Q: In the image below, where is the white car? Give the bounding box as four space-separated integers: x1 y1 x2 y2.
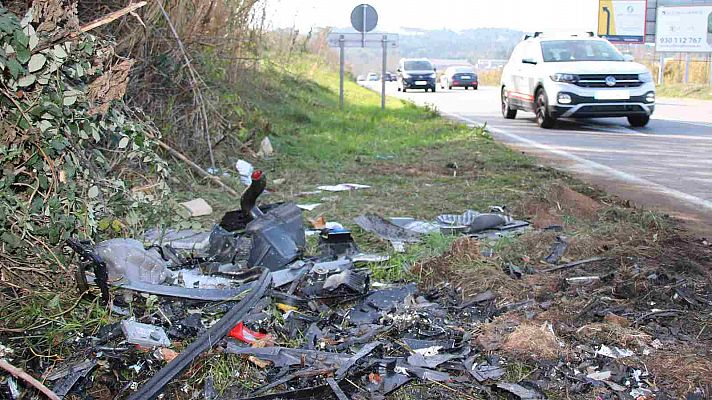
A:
500 33 656 128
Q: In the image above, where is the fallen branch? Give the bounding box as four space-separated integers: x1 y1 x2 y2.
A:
540 257 605 273
0 358 60 400
78 2 148 33
154 139 240 197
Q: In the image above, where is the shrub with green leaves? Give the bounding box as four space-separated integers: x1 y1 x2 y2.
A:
0 5 169 285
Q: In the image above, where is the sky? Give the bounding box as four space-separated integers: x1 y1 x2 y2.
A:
267 0 600 33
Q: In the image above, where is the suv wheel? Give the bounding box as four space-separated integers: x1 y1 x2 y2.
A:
501 87 517 119
627 115 650 127
535 89 556 129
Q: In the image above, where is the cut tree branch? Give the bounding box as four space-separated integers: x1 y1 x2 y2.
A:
78 2 148 33
0 358 60 400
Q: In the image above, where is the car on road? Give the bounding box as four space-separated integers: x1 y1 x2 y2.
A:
397 58 437 92
440 66 478 90
356 75 366 82
384 72 397 82
500 32 656 128
367 73 380 81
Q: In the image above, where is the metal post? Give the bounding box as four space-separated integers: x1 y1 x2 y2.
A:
657 53 664 85
362 5 366 48
339 35 345 110
683 53 690 84
709 54 712 87
381 35 387 110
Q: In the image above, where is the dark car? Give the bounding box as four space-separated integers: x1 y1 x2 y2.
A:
384 72 397 81
440 66 478 90
397 58 437 92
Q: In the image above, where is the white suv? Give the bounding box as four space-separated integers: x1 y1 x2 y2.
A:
500 33 655 128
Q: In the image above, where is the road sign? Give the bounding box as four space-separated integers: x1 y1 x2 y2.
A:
656 5 712 52
598 0 647 43
351 4 378 33
327 32 399 48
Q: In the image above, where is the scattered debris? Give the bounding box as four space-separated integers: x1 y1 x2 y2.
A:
258 137 274 158
179 198 213 217
297 203 321 211
543 235 568 264
317 183 370 192
596 345 634 359
121 320 171 347
236 159 255 185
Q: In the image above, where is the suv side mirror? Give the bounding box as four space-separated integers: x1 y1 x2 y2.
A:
522 58 537 65
397 68 401 72
623 54 635 62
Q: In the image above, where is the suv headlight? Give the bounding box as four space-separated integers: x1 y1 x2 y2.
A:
550 73 579 83
639 72 653 83
427 73 436 78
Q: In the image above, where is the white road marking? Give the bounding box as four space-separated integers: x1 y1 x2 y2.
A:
441 111 712 213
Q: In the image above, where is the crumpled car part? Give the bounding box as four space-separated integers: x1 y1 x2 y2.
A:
95 238 170 284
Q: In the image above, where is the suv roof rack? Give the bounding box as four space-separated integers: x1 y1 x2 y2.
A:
524 31 597 40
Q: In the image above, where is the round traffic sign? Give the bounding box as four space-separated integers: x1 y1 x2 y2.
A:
350 4 378 33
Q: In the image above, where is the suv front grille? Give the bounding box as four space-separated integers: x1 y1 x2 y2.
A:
575 74 643 88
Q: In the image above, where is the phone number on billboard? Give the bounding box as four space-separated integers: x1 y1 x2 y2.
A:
658 37 704 45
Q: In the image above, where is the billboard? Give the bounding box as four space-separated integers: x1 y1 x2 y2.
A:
656 5 712 52
598 0 648 43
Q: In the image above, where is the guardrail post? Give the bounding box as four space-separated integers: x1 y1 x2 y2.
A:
683 53 689 84
657 54 664 85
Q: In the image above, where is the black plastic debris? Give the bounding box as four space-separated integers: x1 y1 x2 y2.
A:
247 202 306 270
464 356 504 383
126 269 272 400
544 235 568 264
318 229 360 260
46 359 97 398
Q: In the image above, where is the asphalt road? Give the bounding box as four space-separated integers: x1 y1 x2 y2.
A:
363 81 712 232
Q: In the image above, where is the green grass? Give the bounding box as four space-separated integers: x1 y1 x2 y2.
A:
657 83 712 100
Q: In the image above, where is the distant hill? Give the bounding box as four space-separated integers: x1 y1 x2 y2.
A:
342 27 523 75
397 28 524 60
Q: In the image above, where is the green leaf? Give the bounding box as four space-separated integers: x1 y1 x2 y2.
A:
6 58 22 79
118 136 130 149
87 185 99 198
98 218 111 231
13 29 29 48
27 53 45 72
14 44 29 64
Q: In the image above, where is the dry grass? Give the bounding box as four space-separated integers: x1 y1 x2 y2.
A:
502 322 563 360
574 322 652 349
644 349 712 395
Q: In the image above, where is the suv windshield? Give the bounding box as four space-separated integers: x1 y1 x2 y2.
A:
404 61 433 70
541 40 624 62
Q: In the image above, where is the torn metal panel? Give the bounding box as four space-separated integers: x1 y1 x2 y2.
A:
354 214 422 244
226 345 350 369
464 356 504 383
495 383 546 399
85 275 255 301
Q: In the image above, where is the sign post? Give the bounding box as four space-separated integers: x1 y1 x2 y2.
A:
329 5 399 110
339 35 345 110
381 35 387 110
